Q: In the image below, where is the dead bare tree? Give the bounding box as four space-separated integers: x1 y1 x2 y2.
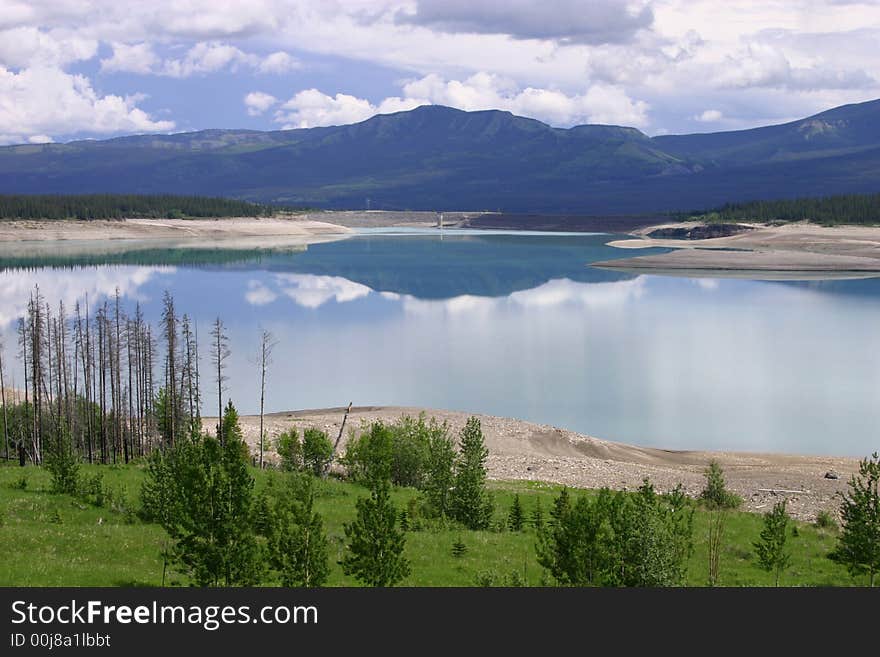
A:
0 335 8 462
210 317 230 442
257 329 277 469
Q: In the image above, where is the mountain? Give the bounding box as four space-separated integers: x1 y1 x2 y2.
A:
1 100 879 214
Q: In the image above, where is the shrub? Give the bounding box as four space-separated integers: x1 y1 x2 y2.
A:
699 461 742 510
276 428 303 472
831 452 880 587
44 429 80 496
302 428 334 477
12 474 27 490
815 510 837 531
537 481 694 587
340 422 393 486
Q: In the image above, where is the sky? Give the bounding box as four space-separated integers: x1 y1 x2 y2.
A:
1 0 879 144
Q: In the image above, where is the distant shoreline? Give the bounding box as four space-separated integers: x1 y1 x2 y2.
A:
5 214 880 280
594 221 880 279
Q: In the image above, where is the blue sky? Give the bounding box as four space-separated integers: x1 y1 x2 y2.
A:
2 1 879 144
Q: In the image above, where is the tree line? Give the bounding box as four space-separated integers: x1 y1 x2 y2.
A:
0 194 285 220
687 192 880 226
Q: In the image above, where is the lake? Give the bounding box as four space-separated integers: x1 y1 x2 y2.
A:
2 230 879 457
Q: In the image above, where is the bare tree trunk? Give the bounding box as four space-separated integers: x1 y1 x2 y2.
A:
0 336 8 461
210 318 230 443
258 329 276 469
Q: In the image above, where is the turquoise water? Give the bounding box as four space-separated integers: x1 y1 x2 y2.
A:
2 231 879 457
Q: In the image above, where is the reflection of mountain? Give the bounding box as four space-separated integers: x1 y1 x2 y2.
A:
246 272 647 312
0 244 302 270
0 233 659 299
252 234 657 299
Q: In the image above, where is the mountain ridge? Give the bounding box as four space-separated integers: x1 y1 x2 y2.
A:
1 100 879 214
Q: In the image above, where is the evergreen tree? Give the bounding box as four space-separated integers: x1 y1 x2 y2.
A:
531 498 544 531
700 461 741 510
268 475 330 587
424 425 456 518
44 426 80 495
754 499 792 586
508 494 525 532
342 479 410 587
832 452 880 586
451 417 494 530
141 401 263 586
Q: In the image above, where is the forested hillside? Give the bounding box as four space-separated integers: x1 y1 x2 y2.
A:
695 193 880 225
0 194 282 220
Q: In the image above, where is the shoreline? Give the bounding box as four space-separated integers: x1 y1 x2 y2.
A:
207 405 863 522
595 221 880 278
0 216 353 249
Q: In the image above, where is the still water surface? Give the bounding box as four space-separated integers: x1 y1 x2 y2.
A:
2 231 879 457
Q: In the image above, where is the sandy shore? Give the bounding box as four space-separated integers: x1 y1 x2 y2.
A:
595 222 880 278
0 216 352 251
206 405 862 522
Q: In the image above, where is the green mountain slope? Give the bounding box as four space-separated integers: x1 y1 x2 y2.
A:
0 101 879 213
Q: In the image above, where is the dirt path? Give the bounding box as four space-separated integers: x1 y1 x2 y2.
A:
207 405 862 522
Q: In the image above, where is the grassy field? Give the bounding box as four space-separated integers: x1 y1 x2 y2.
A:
0 462 861 587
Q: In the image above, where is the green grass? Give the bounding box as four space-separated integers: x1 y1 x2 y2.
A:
0 463 862 587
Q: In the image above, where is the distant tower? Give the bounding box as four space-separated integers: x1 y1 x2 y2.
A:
366 197 371 211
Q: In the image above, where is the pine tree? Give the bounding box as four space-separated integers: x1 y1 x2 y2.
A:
508 494 525 532
424 426 455 518
342 479 410 587
451 417 493 530
268 476 330 587
531 498 544 531
832 452 880 586
754 499 792 586
142 400 262 586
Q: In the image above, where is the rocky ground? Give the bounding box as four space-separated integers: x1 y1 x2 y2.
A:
206 405 863 522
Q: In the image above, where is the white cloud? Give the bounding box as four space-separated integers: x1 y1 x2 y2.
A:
275 89 424 129
100 40 299 78
0 65 174 144
695 109 722 122
162 41 258 78
0 265 173 330
1 1 880 137
273 73 649 129
100 41 159 74
256 50 300 74
245 280 278 305
272 273 372 308
244 91 278 116
0 26 97 68
398 0 655 45
27 134 53 143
